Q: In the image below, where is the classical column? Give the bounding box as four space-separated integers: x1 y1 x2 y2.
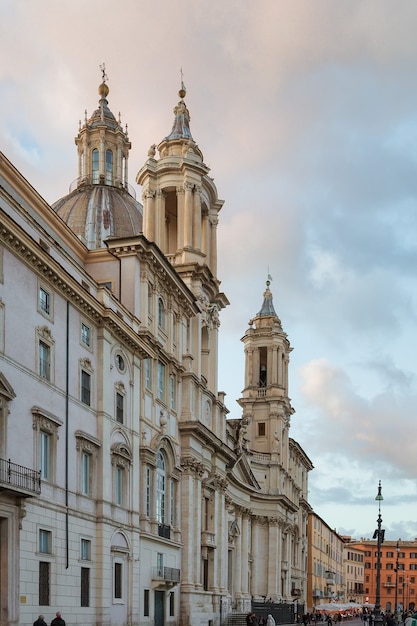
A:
245 348 253 388
272 346 278 385
184 183 193 248
143 190 155 241
277 347 282 386
180 457 204 590
241 510 250 594
100 132 105 179
177 185 185 250
115 145 121 186
155 189 165 249
202 212 209 259
250 517 263 597
209 214 218 276
234 511 242 596
193 186 202 250
253 349 260 388
268 518 280 599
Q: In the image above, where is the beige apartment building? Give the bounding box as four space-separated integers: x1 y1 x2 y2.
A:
307 512 344 610
341 538 364 605
0 75 313 626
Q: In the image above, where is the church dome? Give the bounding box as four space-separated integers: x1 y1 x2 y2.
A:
52 71 142 249
52 183 143 249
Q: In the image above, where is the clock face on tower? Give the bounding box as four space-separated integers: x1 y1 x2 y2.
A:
203 400 211 427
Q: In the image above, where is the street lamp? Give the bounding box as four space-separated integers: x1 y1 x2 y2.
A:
394 540 400 620
373 481 384 626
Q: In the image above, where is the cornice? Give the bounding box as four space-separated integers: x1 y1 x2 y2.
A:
0 212 151 358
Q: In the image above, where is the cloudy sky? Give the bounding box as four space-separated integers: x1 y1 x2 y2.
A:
1 0 417 541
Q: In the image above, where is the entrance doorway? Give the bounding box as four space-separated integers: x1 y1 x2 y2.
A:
155 590 165 626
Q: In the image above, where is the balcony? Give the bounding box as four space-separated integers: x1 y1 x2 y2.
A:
152 566 181 588
0 458 41 497
158 523 171 539
383 583 396 588
201 530 217 548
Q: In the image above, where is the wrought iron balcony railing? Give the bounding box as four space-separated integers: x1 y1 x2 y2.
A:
158 523 171 539
0 458 41 496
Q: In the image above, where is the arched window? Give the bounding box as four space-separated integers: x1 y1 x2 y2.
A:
106 149 113 185
158 298 165 329
92 149 99 183
156 451 166 524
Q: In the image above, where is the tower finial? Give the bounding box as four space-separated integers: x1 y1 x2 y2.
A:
179 67 186 99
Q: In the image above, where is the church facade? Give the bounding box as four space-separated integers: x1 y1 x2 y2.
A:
0 76 313 626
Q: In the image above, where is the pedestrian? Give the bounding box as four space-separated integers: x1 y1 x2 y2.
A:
50 612 66 626
267 615 276 626
33 616 47 626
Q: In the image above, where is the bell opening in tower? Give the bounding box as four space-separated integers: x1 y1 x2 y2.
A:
165 190 178 255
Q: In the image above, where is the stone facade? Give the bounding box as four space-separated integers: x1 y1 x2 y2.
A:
0 77 312 626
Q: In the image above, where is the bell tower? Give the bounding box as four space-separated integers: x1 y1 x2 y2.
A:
137 81 228 412
238 279 294 466
137 82 223 280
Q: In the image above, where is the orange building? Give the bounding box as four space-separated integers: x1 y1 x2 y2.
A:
346 538 417 613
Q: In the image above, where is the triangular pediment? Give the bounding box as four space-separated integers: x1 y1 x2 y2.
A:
228 453 260 490
0 372 16 401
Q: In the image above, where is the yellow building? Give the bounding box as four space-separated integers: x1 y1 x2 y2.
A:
307 512 344 611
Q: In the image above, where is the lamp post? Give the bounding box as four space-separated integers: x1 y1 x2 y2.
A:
394 540 400 621
373 481 384 626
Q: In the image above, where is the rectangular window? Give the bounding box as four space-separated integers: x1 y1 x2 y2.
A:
39 287 50 315
40 431 50 480
114 562 122 599
116 392 124 424
146 466 151 517
144 589 150 616
81 323 91 347
115 466 123 506
145 359 151 389
39 529 52 554
258 422 266 436
81 370 91 406
81 452 90 495
169 591 175 617
81 538 91 561
39 561 50 606
158 361 165 401
169 374 175 410
157 553 164 577
81 567 90 607
39 341 51 380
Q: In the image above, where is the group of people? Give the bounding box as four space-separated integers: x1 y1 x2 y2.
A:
247 612 277 626
33 612 66 626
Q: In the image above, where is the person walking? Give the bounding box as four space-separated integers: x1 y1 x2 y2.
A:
33 616 47 626
267 615 276 626
50 612 66 626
